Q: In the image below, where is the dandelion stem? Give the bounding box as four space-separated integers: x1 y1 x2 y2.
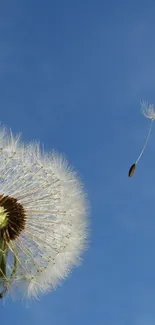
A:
0 241 6 279
0 240 8 298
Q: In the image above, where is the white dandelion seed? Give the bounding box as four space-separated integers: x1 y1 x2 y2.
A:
0 126 88 300
128 101 155 177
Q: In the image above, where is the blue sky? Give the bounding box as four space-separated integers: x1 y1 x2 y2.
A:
1 0 155 324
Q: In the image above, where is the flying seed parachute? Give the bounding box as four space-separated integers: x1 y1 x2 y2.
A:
128 102 155 177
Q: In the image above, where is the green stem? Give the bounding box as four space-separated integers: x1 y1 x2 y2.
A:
0 240 7 298
0 240 6 279
0 253 18 299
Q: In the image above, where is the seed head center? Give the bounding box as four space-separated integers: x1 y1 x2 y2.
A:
0 207 8 228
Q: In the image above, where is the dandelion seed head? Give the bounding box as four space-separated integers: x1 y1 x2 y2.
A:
0 127 88 300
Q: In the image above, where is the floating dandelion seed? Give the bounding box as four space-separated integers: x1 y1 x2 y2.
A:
128 101 155 177
0 126 88 300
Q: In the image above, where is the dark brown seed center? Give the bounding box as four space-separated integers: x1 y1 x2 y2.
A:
0 195 26 242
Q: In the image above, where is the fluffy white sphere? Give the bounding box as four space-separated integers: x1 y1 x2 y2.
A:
0 127 88 300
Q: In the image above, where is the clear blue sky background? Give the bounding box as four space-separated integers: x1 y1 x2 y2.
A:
1 0 155 324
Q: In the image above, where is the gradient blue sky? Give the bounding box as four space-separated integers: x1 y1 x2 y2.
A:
1 1 155 324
